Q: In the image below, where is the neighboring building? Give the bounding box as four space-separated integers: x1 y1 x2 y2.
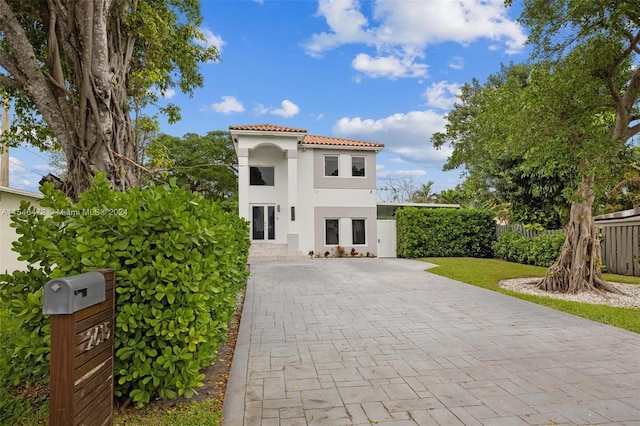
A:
0 186 42 273
230 124 384 259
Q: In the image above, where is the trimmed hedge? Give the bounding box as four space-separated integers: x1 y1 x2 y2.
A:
0 174 249 406
493 230 566 267
396 207 495 258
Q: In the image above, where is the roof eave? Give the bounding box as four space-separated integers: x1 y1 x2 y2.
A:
299 143 384 152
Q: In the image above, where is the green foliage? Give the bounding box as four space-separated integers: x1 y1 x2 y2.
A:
0 267 51 387
432 63 577 229
396 207 495 258
492 231 531 265
146 131 238 205
493 230 566 267
0 174 249 407
0 290 50 424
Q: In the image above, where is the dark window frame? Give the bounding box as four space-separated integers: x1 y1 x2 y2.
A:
324 155 339 177
250 166 275 186
352 219 366 245
351 156 366 177
325 218 340 245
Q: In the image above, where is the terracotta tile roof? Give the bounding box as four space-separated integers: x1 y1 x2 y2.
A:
302 134 384 148
229 124 384 148
229 124 307 133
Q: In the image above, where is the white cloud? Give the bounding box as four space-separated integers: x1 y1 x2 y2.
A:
352 53 427 79
206 96 245 114
161 88 176 99
8 155 56 193
332 109 452 166
377 169 427 179
303 0 374 58
254 103 269 115
370 0 526 53
256 100 300 118
304 0 526 79
149 87 176 100
197 27 226 54
448 56 464 70
423 81 461 110
271 100 300 118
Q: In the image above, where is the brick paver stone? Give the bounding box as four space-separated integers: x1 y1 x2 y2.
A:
222 259 640 425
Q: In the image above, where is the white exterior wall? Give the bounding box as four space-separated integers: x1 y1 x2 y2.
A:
0 187 42 273
232 128 382 256
234 133 302 251
296 148 316 253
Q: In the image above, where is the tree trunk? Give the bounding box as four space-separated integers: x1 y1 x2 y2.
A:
59 0 138 199
0 0 139 200
537 176 623 294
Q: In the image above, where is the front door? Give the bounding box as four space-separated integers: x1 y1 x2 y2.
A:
251 205 275 241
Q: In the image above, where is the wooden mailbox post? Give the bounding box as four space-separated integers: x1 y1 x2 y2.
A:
43 269 115 426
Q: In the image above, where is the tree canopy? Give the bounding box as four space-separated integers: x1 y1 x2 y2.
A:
0 0 218 198
435 0 640 292
146 131 238 205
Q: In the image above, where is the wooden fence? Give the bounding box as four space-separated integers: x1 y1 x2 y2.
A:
497 222 640 277
599 222 640 276
495 224 559 239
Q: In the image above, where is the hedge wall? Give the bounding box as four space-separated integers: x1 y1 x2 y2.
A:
396 207 495 258
0 174 250 406
493 230 566 267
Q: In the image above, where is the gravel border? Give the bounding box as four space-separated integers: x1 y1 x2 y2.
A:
498 277 640 308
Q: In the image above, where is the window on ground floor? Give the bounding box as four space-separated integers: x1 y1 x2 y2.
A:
325 219 339 245
352 219 366 245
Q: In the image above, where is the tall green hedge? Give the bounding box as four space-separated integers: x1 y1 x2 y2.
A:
493 230 566 267
0 174 249 406
396 207 495 258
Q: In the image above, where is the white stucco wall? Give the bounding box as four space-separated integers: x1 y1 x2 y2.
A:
232 128 382 256
247 145 289 244
0 187 43 273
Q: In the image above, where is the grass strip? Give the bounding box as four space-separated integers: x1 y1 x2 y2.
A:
422 257 640 334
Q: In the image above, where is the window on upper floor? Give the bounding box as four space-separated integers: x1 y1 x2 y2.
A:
324 156 339 177
352 156 365 177
250 166 274 186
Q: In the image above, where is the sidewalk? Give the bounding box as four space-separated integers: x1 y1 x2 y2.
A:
222 258 640 425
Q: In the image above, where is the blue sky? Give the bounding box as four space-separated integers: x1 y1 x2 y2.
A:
6 0 530 196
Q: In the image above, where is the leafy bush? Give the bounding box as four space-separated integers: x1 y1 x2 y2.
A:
396 207 495 258
492 231 531 264
529 232 566 266
0 174 249 406
493 230 565 266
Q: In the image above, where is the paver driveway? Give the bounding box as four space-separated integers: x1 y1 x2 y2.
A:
222 258 640 425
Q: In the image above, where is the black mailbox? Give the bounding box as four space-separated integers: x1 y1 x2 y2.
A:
43 272 106 315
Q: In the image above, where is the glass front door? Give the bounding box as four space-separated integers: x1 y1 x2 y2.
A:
252 205 275 240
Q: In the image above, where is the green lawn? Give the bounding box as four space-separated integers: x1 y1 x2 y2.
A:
423 257 640 334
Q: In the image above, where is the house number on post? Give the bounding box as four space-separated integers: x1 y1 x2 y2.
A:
84 322 111 351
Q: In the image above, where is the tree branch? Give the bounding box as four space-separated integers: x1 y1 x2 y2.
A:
0 74 21 89
0 49 27 90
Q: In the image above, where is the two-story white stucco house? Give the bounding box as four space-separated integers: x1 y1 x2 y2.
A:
230 124 384 259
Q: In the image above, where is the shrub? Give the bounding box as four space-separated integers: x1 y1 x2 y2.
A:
492 231 531 264
493 230 566 267
529 232 566 266
0 174 249 407
396 207 495 258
